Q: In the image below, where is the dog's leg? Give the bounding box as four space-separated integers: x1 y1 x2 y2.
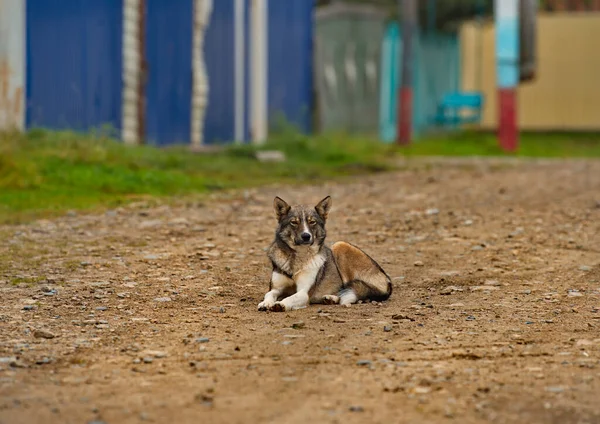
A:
321 295 340 305
258 272 293 311
332 241 392 304
270 268 318 312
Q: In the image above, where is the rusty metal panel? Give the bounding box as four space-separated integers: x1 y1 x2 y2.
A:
0 0 25 130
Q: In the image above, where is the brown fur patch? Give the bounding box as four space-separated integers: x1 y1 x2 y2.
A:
332 241 392 300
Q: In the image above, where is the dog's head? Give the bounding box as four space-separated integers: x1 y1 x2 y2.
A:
272 196 332 249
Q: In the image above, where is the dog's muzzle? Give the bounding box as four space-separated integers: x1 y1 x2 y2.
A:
297 232 313 245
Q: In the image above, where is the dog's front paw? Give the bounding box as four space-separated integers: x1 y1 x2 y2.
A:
258 300 275 311
269 302 287 312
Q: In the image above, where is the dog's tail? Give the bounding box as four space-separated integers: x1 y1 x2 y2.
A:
331 241 392 305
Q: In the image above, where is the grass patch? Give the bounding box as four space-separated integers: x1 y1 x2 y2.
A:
0 128 394 224
405 131 600 157
9 275 47 286
1 128 599 224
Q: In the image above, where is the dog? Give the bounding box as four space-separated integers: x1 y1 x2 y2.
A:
257 196 392 312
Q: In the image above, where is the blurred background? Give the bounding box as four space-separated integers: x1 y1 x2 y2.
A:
1 0 599 222
5 0 597 145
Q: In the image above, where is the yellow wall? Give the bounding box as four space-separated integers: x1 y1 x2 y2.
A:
461 13 600 130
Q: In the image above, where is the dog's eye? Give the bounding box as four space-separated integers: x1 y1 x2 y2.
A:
290 220 299 227
308 219 317 226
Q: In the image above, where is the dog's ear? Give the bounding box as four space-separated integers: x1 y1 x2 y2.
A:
273 196 291 221
315 196 332 220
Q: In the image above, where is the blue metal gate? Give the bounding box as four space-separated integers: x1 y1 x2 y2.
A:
145 0 193 145
26 0 123 132
203 0 250 144
267 0 314 133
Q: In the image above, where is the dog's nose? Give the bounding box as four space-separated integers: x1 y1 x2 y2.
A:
301 232 312 242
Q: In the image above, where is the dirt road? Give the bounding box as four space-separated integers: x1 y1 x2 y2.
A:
1 158 599 424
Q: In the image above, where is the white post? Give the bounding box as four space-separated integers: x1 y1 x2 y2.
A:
122 0 140 144
0 0 26 131
191 0 213 147
234 0 245 143
250 0 268 144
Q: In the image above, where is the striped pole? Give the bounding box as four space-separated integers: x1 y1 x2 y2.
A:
122 0 142 144
234 0 246 143
495 0 519 152
397 0 416 145
251 0 268 144
191 0 213 147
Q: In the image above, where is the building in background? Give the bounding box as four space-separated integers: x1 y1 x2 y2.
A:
461 6 600 131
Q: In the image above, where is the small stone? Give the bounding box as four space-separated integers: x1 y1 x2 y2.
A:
143 357 154 364
545 386 565 393
568 290 583 298
153 297 172 302
414 260 424 267
579 265 592 272
383 325 392 332
349 405 364 412
36 357 52 365
470 286 500 292
440 286 462 295
23 305 36 311
440 271 460 277
464 219 474 226
196 338 210 344
96 307 107 311
466 316 476 321
291 322 305 329
356 360 372 366
0 357 17 364
140 220 162 229
255 150 286 162
471 245 484 251
143 350 168 358
425 208 439 216
33 330 56 339
144 255 160 261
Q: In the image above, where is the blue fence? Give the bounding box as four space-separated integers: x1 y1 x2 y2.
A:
26 0 123 132
23 0 315 145
268 0 314 133
145 0 193 145
204 0 250 144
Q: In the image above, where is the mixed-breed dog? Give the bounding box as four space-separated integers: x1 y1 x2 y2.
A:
258 196 392 312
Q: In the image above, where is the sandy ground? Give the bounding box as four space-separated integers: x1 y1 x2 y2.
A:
0 158 599 424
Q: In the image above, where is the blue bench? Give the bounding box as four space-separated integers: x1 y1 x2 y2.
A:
434 92 484 126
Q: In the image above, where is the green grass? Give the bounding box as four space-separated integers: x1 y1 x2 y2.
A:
405 131 600 157
0 128 395 224
1 128 599 224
